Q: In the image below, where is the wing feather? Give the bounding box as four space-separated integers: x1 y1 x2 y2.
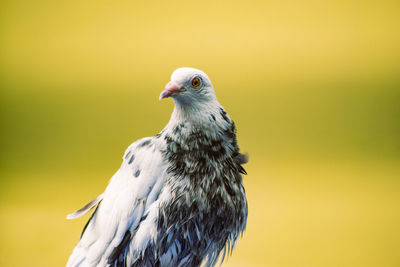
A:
66 194 104 220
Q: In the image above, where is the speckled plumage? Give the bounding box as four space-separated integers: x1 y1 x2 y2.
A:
66 68 248 267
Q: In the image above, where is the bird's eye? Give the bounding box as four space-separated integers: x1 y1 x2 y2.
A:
191 77 201 88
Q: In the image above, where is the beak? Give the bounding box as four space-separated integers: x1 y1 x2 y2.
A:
159 82 183 100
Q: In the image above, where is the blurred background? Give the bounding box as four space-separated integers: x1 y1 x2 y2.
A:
1 0 399 266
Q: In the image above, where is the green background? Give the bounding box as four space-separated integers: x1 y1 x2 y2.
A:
1 0 399 266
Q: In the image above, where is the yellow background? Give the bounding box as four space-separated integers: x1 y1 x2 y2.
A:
1 0 399 266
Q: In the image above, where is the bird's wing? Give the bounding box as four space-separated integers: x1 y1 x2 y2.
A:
66 137 168 267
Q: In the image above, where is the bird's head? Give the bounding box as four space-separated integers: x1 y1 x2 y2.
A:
160 68 217 106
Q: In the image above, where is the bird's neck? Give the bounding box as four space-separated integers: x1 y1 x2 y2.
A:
166 100 221 129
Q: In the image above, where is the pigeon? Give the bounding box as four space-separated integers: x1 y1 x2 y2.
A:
66 67 248 267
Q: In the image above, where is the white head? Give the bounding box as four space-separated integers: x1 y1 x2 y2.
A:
160 68 218 106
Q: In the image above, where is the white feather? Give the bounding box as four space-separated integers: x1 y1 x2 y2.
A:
66 194 104 220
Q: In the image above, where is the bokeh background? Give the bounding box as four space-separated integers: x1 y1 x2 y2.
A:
1 0 399 266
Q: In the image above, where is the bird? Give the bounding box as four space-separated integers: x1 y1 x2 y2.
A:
66 67 248 267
